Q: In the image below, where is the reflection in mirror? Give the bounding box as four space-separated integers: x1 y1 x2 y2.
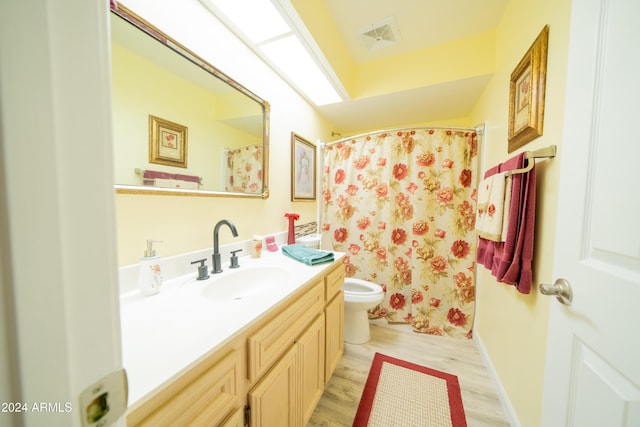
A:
110 5 270 198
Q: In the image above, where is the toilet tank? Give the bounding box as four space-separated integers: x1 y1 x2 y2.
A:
295 233 321 249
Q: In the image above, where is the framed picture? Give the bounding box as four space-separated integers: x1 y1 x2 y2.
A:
508 25 549 153
291 132 316 201
149 115 188 168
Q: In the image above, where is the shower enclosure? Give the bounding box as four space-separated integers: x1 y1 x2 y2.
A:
321 127 480 338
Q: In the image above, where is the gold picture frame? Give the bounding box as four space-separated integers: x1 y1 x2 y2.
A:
149 115 188 168
508 25 549 153
291 132 316 201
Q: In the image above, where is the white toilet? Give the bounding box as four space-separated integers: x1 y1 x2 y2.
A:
295 233 322 248
343 278 384 344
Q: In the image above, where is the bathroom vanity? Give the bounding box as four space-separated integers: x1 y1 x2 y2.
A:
120 250 345 426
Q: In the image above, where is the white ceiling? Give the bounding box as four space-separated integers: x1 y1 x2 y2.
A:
294 0 508 135
317 75 492 132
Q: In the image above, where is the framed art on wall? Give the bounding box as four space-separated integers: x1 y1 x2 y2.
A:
291 132 316 201
149 115 188 168
508 25 549 153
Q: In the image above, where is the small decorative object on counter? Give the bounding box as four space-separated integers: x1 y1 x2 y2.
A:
284 213 299 245
264 236 278 252
138 239 163 296
265 235 278 252
250 235 263 258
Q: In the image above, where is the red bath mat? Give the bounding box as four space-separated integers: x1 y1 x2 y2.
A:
353 352 467 427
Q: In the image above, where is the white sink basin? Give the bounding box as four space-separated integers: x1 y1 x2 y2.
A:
201 265 289 302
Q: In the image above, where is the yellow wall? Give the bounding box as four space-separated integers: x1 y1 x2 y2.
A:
353 31 496 99
290 0 354 93
114 0 332 266
468 0 572 425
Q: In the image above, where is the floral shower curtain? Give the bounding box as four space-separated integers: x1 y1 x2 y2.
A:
224 144 263 193
321 129 478 339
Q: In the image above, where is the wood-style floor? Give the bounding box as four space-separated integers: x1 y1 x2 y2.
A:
308 319 512 426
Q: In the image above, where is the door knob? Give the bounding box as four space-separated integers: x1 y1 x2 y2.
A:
539 278 573 306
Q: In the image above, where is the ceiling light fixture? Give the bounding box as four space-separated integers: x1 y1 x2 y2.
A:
200 0 347 106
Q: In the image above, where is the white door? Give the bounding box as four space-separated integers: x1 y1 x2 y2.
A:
540 0 640 426
0 1 124 426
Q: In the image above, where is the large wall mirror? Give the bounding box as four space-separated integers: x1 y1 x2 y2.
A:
110 5 270 198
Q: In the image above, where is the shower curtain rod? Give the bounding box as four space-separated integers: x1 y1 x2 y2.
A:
322 123 485 147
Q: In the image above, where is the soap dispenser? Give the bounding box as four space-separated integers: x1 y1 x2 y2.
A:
138 240 163 296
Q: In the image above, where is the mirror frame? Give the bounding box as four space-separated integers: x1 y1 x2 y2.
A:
111 4 270 199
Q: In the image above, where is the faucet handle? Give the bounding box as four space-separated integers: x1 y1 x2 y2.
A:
230 249 242 269
190 258 210 280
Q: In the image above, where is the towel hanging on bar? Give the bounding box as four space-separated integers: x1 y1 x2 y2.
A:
477 145 556 293
475 172 511 242
134 168 203 186
477 151 538 294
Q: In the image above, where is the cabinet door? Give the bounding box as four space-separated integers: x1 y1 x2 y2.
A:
249 346 300 427
248 280 324 382
298 314 325 426
324 291 344 383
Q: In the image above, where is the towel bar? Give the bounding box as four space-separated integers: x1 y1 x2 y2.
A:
506 145 556 176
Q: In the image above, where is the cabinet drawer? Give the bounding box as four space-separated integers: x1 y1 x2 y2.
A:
220 406 245 427
325 262 345 302
248 279 324 382
130 349 243 427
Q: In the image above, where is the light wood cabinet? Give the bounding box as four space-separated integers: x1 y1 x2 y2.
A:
247 278 324 382
128 348 244 426
126 259 345 427
249 313 325 427
220 407 246 427
324 290 344 382
324 263 345 301
298 314 325 425
324 262 345 383
248 345 299 427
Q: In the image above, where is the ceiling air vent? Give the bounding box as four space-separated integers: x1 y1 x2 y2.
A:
360 16 400 51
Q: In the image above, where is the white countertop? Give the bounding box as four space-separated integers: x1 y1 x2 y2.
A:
120 248 344 407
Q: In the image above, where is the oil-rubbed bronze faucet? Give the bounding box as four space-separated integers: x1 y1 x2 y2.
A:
212 219 238 273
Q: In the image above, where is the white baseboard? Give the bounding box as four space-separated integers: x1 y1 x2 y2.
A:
473 331 521 427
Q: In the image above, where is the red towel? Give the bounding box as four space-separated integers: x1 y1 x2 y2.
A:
143 170 201 185
477 153 536 294
173 173 200 183
143 170 174 180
